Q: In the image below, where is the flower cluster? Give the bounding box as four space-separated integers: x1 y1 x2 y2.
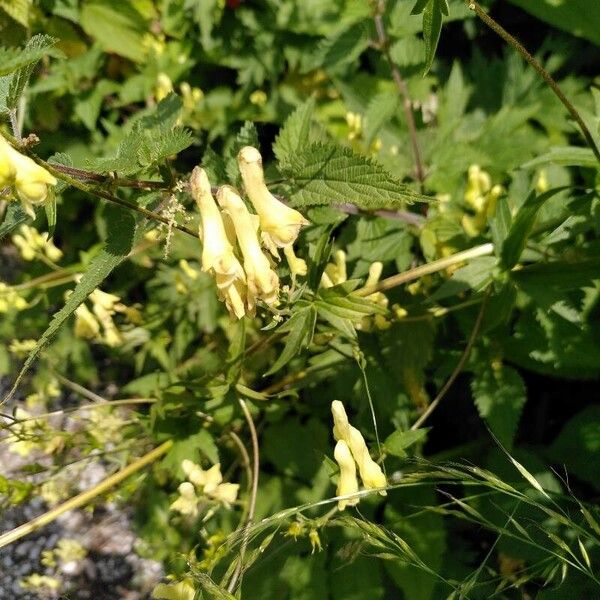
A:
461 165 503 237
12 225 63 262
331 400 387 510
0 282 28 313
190 146 309 319
71 287 142 347
0 133 57 217
169 460 239 519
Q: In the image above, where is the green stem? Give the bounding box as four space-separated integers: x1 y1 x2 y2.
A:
469 1 600 163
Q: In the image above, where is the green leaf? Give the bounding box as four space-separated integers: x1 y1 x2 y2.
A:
306 22 370 73
429 256 497 302
500 187 567 270
80 0 147 63
363 91 400 147
6 35 57 110
383 428 429 458
0 202 32 240
264 305 316 376
274 98 315 172
0 35 57 77
4 207 137 403
549 406 600 490
422 0 443 75
511 257 600 292
287 142 430 210
472 365 526 449
44 197 57 239
521 146 598 170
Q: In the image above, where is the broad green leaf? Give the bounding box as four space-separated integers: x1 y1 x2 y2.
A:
511 257 600 292
429 256 497 302
80 0 147 63
264 305 317 376
0 35 57 77
507 0 600 46
287 142 430 210
422 0 444 75
549 406 600 489
0 202 32 240
521 146 598 170
306 22 370 73
383 428 429 458
274 98 315 171
4 206 137 403
363 91 400 147
472 365 526 449
500 187 567 270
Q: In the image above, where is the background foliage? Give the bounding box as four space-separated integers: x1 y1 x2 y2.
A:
0 0 599 599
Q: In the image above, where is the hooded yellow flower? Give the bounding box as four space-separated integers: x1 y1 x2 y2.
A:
190 167 247 319
216 185 279 309
169 482 200 518
181 460 239 507
334 439 359 510
0 134 56 217
331 400 387 495
237 146 309 254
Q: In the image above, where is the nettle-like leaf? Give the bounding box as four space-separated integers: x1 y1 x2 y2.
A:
4 207 137 403
0 203 33 240
0 35 57 77
286 142 430 210
472 365 527 449
274 98 315 171
414 0 448 75
363 91 400 147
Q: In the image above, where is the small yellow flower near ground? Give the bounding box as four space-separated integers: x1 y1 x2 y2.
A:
169 482 200 518
181 459 240 507
19 574 60 592
249 90 268 106
6 408 47 457
237 146 309 254
8 338 37 357
153 579 196 600
0 282 28 312
334 439 360 510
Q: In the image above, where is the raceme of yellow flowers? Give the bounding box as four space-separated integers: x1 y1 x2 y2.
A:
190 146 309 319
331 400 387 510
0 133 57 218
461 165 503 237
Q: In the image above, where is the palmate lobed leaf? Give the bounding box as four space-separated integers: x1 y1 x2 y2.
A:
0 35 57 77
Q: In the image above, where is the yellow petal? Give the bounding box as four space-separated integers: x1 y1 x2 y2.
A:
334 440 359 510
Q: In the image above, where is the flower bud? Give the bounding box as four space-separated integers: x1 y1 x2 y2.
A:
331 400 350 442
333 440 359 510
283 245 307 280
0 135 16 188
217 185 279 309
237 146 309 253
347 426 387 494
190 167 247 319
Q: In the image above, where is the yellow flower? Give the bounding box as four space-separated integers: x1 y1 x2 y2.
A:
190 167 247 319
153 579 196 600
8 338 37 357
249 90 267 106
334 440 359 510
170 482 199 518
237 146 309 253
74 303 101 339
0 282 28 312
216 185 279 309
181 460 239 507
12 225 62 262
464 164 491 211
321 250 347 288
0 134 57 218
155 72 173 102
331 401 387 495
284 245 307 280
19 574 60 592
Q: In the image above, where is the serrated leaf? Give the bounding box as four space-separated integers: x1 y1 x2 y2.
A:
44 197 57 238
521 146 598 170
224 121 259 186
422 0 443 75
389 37 426 69
429 256 497 302
137 126 193 167
274 98 315 171
472 365 526 448
411 0 430 15
0 202 33 240
265 305 316 376
287 142 430 210
7 35 57 110
0 35 57 77
3 207 137 403
500 187 567 270
138 93 183 130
